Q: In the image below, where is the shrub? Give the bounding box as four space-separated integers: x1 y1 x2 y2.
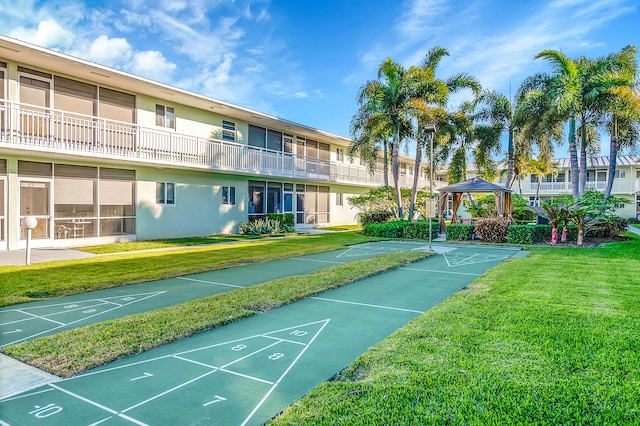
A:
402 221 440 240
362 221 405 238
586 217 628 238
238 218 285 235
507 225 534 245
265 213 295 232
473 218 509 243
357 210 393 226
446 224 475 241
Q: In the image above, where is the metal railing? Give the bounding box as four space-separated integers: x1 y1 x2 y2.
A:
0 101 436 188
530 179 636 195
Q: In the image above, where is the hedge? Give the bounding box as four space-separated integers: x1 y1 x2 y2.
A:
362 220 440 240
445 224 475 241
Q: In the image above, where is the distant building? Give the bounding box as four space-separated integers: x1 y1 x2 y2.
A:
435 157 640 220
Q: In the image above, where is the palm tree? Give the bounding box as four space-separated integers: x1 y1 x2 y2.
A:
532 47 637 198
474 90 517 187
349 110 391 186
350 58 417 218
406 46 480 220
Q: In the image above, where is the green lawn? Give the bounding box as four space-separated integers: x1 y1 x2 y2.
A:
271 236 640 425
0 232 375 306
76 235 262 254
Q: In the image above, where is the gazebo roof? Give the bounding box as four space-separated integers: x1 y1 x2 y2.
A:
438 177 511 193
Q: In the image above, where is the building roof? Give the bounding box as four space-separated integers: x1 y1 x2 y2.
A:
438 177 511 193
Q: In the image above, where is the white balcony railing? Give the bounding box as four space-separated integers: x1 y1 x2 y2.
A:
0 101 435 188
530 179 636 195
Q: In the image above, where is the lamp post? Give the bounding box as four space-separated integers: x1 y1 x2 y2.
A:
423 124 437 251
22 216 38 265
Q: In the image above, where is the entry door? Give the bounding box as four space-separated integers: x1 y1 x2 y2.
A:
18 179 53 248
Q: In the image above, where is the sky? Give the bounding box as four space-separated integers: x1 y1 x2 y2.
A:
1 0 638 159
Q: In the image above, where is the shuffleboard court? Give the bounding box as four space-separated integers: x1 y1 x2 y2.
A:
0 244 523 425
0 241 425 347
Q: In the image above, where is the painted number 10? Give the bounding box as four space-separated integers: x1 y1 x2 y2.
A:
29 404 63 418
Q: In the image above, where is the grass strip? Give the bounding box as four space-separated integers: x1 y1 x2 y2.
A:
270 237 640 425
3 250 432 378
0 232 375 307
76 235 262 254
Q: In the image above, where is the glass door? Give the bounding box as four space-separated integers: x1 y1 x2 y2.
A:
19 179 53 248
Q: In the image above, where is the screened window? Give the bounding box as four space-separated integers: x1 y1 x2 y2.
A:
248 125 266 148
155 104 175 129
337 148 344 162
336 192 343 206
267 129 282 151
222 120 236 142
156 182 176 205
615 170 626 179
222 186 236 205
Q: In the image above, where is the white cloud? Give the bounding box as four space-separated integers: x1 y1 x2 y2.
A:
9 18 74 49
131 50 177 81
85 35 133 67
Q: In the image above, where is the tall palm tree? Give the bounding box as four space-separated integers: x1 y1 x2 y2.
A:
474 90 517 187
532 47 636 198
350 58 417 218
349 109 391 186
406 46 480 220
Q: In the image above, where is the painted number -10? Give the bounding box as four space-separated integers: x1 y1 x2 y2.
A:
29 404 63 418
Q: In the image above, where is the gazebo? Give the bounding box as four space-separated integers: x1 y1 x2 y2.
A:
438 177 513 233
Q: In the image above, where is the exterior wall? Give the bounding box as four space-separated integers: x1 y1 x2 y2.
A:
330 184 369 226
136 167 247 239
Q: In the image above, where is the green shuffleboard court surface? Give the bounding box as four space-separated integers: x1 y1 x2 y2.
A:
1 243 523 425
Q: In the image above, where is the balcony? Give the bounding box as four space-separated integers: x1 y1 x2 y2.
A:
529 179 636 195
0 101 439 189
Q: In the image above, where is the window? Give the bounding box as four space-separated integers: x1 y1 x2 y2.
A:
156 182 175 205
222 186 236 205
615 169 626 179
222 120 236 142
337 148 344 162
248 125 266 148
155 104 175 129
336 192 343 206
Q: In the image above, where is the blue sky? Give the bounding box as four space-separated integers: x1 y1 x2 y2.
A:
1 0 638 158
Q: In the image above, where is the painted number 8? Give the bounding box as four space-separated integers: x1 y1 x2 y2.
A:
231 344 247 351
268 353 284 360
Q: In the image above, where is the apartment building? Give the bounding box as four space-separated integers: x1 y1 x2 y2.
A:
436 156 640 220
0 36 434 250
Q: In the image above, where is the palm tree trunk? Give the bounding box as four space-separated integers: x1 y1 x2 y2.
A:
383 141 389 188
506 126 514 188
604 121 618 202
579 122 588 197
392 128 402 218
408 140 422 221
569 112 580 199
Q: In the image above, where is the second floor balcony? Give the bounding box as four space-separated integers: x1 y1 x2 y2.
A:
0 101 441 190
528 179 640 195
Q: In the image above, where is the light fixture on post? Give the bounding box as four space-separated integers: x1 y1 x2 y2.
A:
423 124 436 251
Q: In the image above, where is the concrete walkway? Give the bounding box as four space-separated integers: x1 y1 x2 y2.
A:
627 225 640 237
0 248 96 266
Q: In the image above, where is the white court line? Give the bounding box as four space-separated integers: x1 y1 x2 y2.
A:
87 416 113 426
289 257 343 264
96 299 123 307
0 316 36 327
0 387 54 402
177 276 244 288
335 246 356 258
443 255 511 267
121 370 218 413
219 368 274 385
171 355 220 370
14 310 66 325
310 297 423 314
3 292 166 346
263 335 307 346
400 267 482 276
240 319 331 426
221 341 281 369
49 383 119 415
117 413 149 426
